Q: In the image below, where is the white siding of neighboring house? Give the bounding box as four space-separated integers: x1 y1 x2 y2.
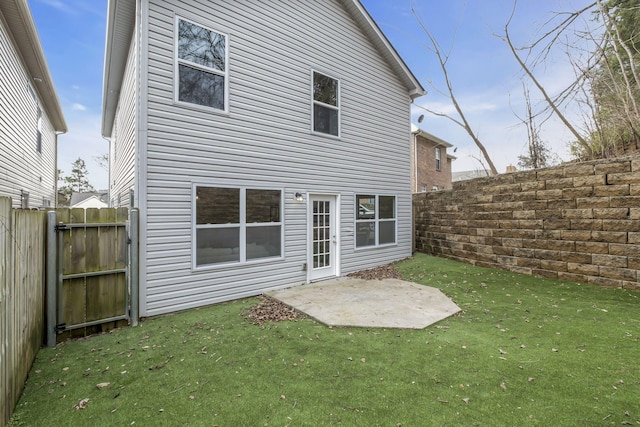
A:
72 196 108 209
109 34 138 208
0 10 57 209
131 0 413 316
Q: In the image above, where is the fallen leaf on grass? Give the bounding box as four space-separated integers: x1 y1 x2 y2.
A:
462 398 470 404
74 398 90 410
96 382 110 389
500 383 507 390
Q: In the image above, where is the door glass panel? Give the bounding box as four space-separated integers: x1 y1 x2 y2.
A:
312 200 331 269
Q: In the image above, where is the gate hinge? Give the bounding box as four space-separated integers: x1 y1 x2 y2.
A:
54 223 68 232
55 323 66 333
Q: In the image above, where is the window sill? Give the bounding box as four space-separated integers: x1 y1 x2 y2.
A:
192 255 284 272
311 130 341 140
354 243 398 251
173 99 230 116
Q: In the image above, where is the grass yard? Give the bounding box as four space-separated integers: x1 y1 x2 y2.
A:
9 254 640 426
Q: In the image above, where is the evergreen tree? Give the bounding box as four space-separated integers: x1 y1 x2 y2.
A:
58 158 95 199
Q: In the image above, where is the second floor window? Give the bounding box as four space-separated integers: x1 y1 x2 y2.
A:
176 17 227 111
435 147 441 171
312 71 339 136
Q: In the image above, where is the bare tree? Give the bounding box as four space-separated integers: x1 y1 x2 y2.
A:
501 1 595 157
513 83 557 169
410 0 498 175
93 153 109 171
502 0 640 160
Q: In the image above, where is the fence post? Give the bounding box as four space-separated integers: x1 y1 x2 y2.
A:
46 211 56 347
130 209 139 327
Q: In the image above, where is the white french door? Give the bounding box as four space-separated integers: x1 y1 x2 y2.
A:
308 195 338 281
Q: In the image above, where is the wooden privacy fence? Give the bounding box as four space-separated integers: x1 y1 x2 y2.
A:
0 198 47 427
46 208 139 344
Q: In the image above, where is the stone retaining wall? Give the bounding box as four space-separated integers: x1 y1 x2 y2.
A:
413 155 640 290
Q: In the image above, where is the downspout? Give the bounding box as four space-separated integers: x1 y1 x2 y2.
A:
137 0 149 316
101 135 111 205
413 133 418 193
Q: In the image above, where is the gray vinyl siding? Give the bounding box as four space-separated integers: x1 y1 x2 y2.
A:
0 11 57 209
141 0 412 316
109 34 137 208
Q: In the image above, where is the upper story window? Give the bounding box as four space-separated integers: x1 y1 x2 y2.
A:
312 71 339 136
176 17 227 111
435 147 441 171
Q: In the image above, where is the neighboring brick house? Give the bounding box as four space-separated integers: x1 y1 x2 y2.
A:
411 125 455 192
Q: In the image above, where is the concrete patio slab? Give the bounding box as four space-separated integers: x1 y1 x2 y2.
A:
266 278 461 329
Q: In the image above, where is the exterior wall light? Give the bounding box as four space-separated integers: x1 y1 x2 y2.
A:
295 192 304 202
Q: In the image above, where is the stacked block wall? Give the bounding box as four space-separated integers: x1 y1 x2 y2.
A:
413 156 640 290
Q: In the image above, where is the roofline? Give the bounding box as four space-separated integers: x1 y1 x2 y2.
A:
101 0 426 137
0 0 67 132
411 124 453 148
342 0 425 100
101 0 135 137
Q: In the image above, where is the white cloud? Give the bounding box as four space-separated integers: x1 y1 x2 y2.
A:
37 0 73 14
71 103 87 111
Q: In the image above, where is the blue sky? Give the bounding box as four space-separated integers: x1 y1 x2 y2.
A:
28 0 593 189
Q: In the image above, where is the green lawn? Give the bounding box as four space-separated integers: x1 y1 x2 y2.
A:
9 254 640 426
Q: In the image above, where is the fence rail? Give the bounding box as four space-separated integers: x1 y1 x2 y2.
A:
48 207 133 342
1 200 139 427
1 198 47 427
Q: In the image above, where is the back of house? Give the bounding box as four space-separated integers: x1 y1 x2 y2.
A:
102 0 424 317
0 0 66 209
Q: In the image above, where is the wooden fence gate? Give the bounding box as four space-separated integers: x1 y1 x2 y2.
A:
46 208 139 344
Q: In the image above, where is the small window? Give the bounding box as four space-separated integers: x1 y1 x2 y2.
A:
435 147 441 171
355 195 396 248
195 186 282 267
421 184 427 192
176 17 227 111
36 107 42 153
20 191 29 209
312 71 339 136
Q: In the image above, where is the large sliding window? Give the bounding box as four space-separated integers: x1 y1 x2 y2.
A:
355 195 396 248
176 17 228 111
194 186 282 267
312 71 340 136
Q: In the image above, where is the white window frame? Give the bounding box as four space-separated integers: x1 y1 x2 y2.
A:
311 70 340 138
192 185 284 270
174 16 229 113
435 147 441 171
354 194 397 249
